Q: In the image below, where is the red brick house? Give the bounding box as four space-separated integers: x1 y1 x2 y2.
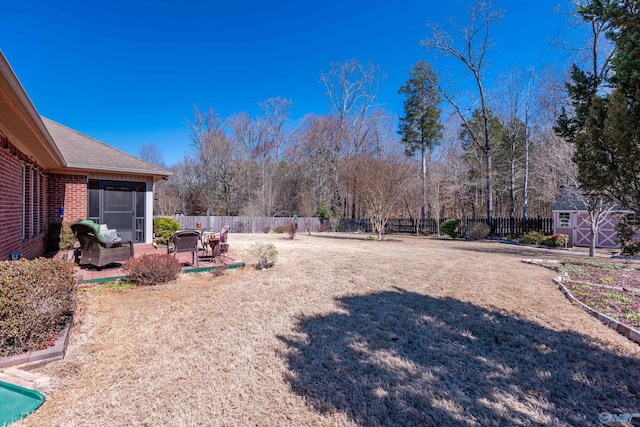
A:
0 52 170 260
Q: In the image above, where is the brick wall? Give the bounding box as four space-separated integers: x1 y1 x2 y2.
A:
48 173 88 224
0 145 47 260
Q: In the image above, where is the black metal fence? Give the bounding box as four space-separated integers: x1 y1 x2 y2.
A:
340 217 554 237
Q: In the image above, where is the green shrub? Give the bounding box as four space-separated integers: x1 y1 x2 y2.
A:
273 225 285 234
153 217 182 242
441 219 461 239
621 240 640 255
316 201 333 220
0 258 76 357
542 233 569 248
521 231 546 245
468 222 491 240
247 241 278 269
122 254 182 286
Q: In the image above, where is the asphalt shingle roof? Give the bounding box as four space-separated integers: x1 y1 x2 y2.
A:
41 117 170 177
553 185 625 211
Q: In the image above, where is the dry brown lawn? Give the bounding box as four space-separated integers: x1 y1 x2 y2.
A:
18 234 640 426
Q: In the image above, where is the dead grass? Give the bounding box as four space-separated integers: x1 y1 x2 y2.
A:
18 234 640 426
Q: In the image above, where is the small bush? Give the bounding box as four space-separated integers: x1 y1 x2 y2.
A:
284 221 296 239
420 228 432 236
59 221 77 250
0 258 76 357
122 254 181 286
153 217 182 243
467 222 491 240
521 231 546 245
622 241 640 255
542 233 569 248
316 201 333 220
247 241 278 269
441 219 461 239
262 226 271 233
273 225 285 234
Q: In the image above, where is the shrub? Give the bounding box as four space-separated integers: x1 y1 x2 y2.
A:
0 258 76 357
622 241 640 255
316 222 325 232
262 226 271 233
542 233 569 248
441 219 461 239
122 254 181 286
284 221 296 239
316 201 333 220
273 225 285 234
467 222 491 240
247 241 278 269
521 231 546 245
153 217 182 243
59 221 77 250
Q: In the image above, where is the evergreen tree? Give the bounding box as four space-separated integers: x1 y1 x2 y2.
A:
398 61 443 220
556 0 640 216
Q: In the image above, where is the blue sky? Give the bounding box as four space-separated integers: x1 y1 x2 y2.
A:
2 0 572 166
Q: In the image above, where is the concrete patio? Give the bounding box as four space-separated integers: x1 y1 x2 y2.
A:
73 243 242 282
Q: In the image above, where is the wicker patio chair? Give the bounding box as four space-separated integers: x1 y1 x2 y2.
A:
70 221 134 270
170 230 201 267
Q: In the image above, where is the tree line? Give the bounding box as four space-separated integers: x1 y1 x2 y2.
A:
145 1 632 238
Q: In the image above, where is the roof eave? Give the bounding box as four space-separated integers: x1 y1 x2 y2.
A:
65 163 172 178
0 51 66 168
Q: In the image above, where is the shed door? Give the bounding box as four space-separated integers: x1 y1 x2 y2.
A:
574 215 591 247
574 213 621 248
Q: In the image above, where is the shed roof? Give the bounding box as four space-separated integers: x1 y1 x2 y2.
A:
41 117 170 179
553 185 626 212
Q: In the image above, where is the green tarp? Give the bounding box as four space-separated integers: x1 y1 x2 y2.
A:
0 381 45 426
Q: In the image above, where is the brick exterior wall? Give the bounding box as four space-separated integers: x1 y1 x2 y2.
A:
47 173 88 224
0 145 48 260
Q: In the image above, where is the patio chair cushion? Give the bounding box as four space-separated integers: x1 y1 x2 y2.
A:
102 229 122 244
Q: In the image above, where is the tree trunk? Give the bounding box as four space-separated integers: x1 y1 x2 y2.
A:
422 149 428 220
485 147 493 222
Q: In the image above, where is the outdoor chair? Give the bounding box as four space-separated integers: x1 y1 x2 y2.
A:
170 230 201 267
70 220 134 270
213 225 229 259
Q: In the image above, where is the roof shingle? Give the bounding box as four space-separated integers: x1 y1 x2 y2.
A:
41 117 170 177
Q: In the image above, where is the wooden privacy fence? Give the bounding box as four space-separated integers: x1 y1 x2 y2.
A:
340 217 554 237
168 215 322 234
166 215 553 236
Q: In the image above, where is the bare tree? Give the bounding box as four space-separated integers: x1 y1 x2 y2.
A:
354 155 414 240
422 0 503 221
187 106 241 215
139 143 167 168
260 97 293 161
320 59 385 217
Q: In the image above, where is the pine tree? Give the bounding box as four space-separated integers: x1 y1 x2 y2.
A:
398 61 443 220
556 0 640 216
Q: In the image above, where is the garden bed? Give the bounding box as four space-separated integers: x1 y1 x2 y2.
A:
560 261 640 330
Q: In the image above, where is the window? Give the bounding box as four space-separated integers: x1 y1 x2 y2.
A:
559 212 571 228
22 164 44 238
